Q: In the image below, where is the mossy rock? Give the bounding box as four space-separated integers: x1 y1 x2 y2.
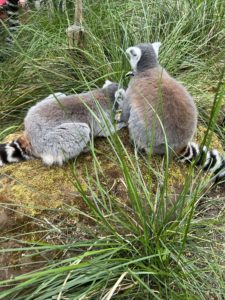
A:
0 125 224 220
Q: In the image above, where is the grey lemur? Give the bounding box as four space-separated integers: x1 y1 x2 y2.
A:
0 80 126 166
115 42 224 183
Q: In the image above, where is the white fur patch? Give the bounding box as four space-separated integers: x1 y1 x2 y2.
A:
185 144 193 160
203 150 211 169
56 155 64 166
190 142 200 156
46 92 66 101
41 154 64 166
126 46 142 71
5 145 19 163
152 42 161 57
0 158 4 167
42 154 54 166
210 150 222 173
180 142 199 162
102 80 113 89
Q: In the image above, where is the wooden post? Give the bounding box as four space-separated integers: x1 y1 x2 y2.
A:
66 0 84 48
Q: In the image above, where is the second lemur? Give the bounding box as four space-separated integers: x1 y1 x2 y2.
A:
115 42 224 183
0 80 126 166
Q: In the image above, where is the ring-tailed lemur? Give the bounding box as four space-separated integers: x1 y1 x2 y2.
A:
0 0 20 45
115 42 225 184
0 80 126 166
33 0 66 11
0 0 65 45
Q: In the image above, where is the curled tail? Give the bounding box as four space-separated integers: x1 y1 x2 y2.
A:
0 135 31 166
179 142 225 184
5 0 20 45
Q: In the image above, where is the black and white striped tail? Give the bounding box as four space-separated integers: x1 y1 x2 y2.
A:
34 0 66 11
0 140 30 166
5 0 20 45
179 142 225 184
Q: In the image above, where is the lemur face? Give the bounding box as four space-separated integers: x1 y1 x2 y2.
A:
126 47 142 72
102 81 126 117
102 80 120 107
126 42 161 72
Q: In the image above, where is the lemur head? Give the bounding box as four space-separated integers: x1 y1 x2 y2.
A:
102 80 119 104
102 80 125 113
126 42 161 72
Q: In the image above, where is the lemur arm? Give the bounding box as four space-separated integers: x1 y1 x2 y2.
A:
114 88 130 123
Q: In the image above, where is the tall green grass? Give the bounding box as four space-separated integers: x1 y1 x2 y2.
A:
0 0 224 299
0 0 224 135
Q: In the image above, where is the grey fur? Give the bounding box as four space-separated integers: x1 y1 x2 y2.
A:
120 42 198 155
22 82 125 165
126 43 159 72
135 43 158 71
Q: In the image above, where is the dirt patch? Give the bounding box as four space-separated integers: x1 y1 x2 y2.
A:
0 241 45 281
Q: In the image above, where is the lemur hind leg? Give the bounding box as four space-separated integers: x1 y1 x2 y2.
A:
39 122 91 166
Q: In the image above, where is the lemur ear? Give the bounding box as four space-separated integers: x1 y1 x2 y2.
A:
152 42 161 57
102 80 113 89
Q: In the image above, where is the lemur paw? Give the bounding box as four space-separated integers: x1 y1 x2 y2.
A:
114 88 126 122
115 88 126 107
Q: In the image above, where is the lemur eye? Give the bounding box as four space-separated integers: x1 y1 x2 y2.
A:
130 49 137 57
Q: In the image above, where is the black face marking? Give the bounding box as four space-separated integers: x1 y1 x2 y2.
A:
113 101 119 112
130 49 137 57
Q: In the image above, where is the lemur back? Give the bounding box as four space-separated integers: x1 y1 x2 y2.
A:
0 81 125 166
117 42 224 184
126 67 197 154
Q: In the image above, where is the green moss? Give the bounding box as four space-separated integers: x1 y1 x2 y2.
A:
1 133 84 215
1 126 223 217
